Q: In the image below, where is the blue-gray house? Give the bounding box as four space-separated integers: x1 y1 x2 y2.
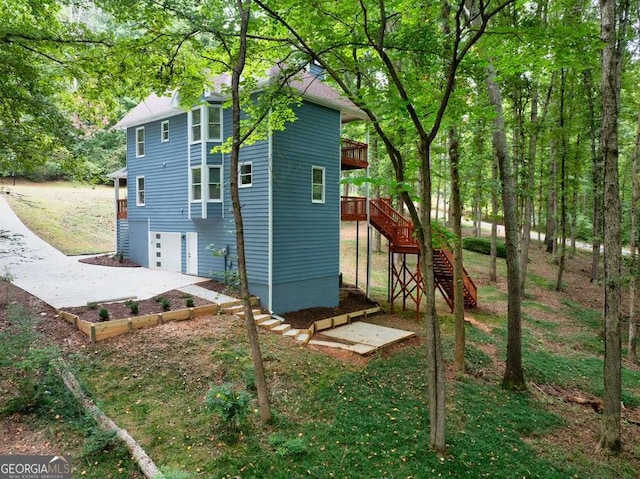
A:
110 67 368 314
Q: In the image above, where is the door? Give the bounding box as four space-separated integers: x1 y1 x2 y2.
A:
186 232 198 275
149 232 181 272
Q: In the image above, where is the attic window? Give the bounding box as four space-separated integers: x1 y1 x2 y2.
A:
161 120 169 142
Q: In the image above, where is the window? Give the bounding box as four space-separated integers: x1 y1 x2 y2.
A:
191 108 202 143
208 166 222 201
161 120 169 142
312 166 325 203
136 176 145 206
207 105 222 141
191 167 202 201
239 162 252 188
135 127 145 157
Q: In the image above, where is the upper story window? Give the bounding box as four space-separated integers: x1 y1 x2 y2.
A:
312 166 325 203
190 108 202 143
135 127 145 157
136 176 145 206
191 167 202 201
207 105 222 141
209 166 222 201
161 120 169 142
239 162 252 188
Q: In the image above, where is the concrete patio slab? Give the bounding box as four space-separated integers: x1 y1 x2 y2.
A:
0 197 208 309
320 322 415 352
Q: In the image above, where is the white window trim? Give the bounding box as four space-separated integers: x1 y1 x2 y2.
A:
190 166 202 202
207 105 223 142
135 127 145 157
312 166 325 204
207 165 223 202
190 107 202 144
238 162 253 188
161 120 169 142
136 176 145 206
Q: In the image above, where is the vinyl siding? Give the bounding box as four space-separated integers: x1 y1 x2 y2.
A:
271 101 341 312
116 220 129 256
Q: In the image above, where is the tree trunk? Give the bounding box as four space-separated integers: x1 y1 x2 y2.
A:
629 111 640 363
55 360 164 479
490 153 499 283
545 151 557 254
520 82 538 297
556 70 567 292
449 126 465 374
584 69 603 283
598 0 625 452
486 62 526 391
417 140 446 454
229 0 271 423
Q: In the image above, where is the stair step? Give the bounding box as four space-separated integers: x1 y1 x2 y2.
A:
283 328 300 338
258 318 282 330
222 305 244 315
271 323 291 334
253 314 272 324
295 333 311 343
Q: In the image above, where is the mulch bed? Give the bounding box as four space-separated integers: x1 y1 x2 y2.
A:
78 254 140 267
281 287 380 330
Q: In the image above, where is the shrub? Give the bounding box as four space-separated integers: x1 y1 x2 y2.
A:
160 297 171 311
268 433 307 458
462 237 507 258
125 300 139 315
185 297 195 308
98 308 109 321
204 382 251 433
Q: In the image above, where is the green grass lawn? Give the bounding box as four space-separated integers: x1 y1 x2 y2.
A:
2 180 117 255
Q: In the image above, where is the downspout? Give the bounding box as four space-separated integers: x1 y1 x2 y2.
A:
268 112 273 312
201 105 208 219
187 111 192 220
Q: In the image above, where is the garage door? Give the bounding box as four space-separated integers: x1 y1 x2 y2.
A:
149 232 182 272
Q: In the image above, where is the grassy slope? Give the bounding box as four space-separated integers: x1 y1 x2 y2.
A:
2 180 116 255
2 184 639 477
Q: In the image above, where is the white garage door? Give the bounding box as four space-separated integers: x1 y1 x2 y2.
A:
149 232 182 272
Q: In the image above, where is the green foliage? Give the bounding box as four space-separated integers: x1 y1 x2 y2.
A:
98 308 109 320
204 382 252 435
268 432 307 458
462 236 507 258
185 297 195 308
125 299 139 315
160 297 171 311
0 306 59 415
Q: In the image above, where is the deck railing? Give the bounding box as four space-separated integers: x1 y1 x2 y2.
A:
341 139 368 170
117 199 128 219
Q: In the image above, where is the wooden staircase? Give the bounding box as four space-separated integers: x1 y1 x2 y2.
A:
342 197 477 312
222 305 311 343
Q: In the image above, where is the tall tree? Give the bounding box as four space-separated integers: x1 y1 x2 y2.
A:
598 0 629 453
254 0 512 453
485 62 526 390
629 111 640 363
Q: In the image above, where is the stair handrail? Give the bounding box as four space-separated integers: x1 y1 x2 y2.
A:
370 198 417 247
435 248 478 306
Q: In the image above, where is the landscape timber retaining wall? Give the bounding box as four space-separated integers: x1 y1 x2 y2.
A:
58 299 257 343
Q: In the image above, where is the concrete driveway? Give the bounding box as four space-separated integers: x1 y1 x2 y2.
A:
0 197 204 308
